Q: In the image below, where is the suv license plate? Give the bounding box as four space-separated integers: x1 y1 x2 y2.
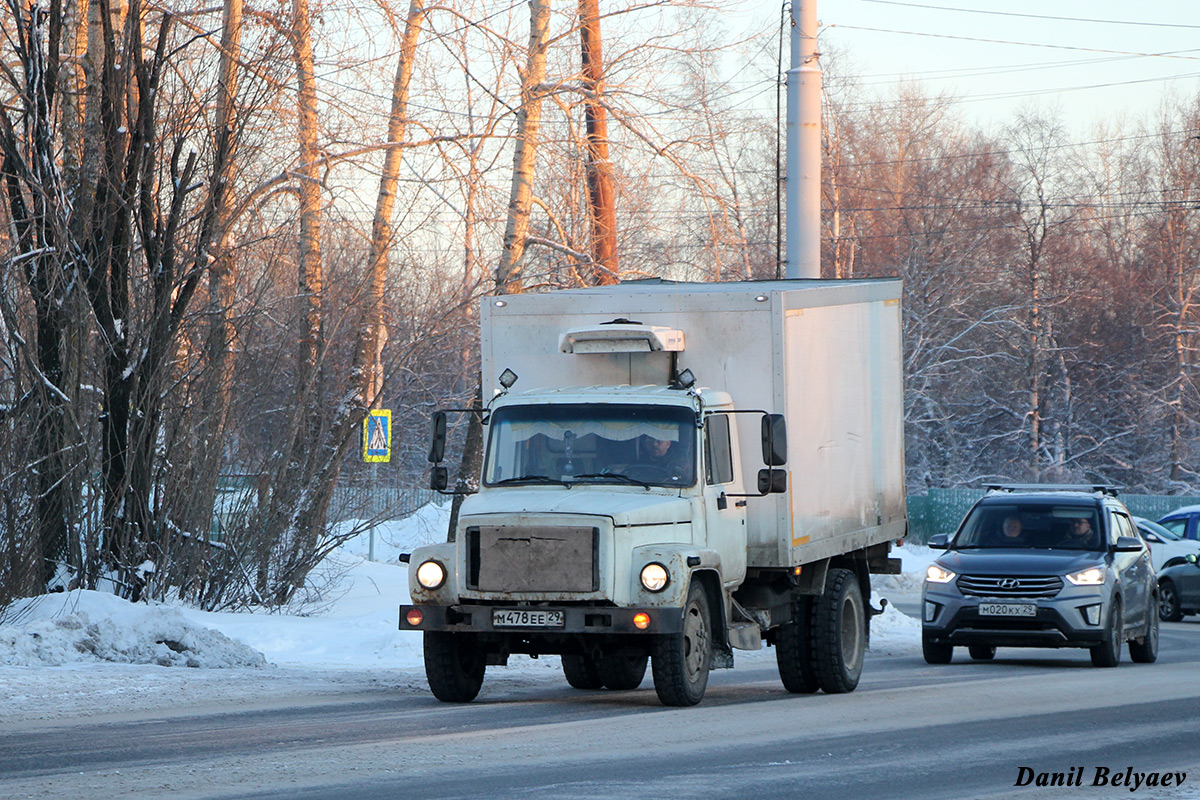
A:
493 609 565 628
979 603 1036 617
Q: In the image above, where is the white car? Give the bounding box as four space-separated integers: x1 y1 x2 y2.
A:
1134 517 1200 573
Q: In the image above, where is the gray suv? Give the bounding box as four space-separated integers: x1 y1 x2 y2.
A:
922 485 1158 667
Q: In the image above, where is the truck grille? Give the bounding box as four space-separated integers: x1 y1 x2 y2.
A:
466 525 599 593
956 575 1063 598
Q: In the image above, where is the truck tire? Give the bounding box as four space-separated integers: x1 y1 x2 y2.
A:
775 594 819 693
598 654 649 690
1090 598 1122 668
424 631 486 702
561 654 604 690
652 579 712 706
810 568 865 693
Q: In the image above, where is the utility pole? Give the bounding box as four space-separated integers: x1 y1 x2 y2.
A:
785 0 822 279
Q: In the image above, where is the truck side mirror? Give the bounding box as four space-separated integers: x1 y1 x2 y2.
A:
757 468 787 494
430 466 449 491
428 411 447 463
761 414 787 466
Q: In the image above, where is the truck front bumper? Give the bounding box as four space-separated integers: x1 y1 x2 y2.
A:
399 603 684 635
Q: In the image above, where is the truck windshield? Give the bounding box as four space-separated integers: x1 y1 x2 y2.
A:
483 403 696 488
953 504 1102 551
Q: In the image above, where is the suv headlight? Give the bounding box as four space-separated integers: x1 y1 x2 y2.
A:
1066 567 1105 586
925 564 956 584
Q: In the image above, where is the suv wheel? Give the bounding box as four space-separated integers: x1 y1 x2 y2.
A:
968 644 996 661
1129 600 1159 664
1090 598 1122 668
922 633 953 664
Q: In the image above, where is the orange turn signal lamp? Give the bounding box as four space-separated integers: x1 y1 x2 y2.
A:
405 609 424 627
632 612 651 630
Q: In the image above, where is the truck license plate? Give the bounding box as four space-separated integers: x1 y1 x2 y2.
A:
979 603 1036 617
492 609 565 628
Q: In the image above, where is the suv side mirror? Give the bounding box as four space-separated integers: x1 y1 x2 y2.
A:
428 411 447 463
761 414 787 466
927 534 949 550
1114 536 1143 553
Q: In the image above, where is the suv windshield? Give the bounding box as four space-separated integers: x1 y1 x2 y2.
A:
483 403 696 488
954 503 1102 550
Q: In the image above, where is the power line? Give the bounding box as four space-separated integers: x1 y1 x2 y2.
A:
862 1 1200 31
829 25 1200 62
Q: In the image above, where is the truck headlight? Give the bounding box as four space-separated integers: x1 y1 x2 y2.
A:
1066 567 1104 586
416 559 447 590
925 564 956 584
640 563 670 592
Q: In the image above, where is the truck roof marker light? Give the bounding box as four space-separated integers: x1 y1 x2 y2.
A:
405 609 424 627
755 294 768 302
672 368 696 390
633 612 652 630
494 299 507 307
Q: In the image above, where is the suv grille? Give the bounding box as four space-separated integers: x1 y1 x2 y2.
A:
956 575 1063 598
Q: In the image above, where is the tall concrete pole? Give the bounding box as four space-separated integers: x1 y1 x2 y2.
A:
785 0 822 279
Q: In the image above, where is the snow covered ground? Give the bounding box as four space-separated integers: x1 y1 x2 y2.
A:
0 504 931 722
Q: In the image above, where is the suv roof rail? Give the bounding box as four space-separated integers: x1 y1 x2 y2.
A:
983 483 1120 497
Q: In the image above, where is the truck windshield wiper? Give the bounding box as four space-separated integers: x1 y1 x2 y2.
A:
492 475 570 487
571 472 652 490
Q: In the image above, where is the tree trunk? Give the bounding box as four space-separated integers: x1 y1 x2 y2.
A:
495 0 551 293
579 0 618 285
190 0 244 544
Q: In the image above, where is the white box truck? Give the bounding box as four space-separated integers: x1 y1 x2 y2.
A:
401 278 906 705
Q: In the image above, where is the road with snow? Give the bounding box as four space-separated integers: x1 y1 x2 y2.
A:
4 623 1200 800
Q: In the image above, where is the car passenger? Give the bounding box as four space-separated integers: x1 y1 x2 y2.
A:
1059 516 1099 549
985 514 1030 547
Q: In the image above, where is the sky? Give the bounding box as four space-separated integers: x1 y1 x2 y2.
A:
741 0 1200 134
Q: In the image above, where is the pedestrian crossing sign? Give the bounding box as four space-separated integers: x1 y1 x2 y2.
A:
363 409 392 463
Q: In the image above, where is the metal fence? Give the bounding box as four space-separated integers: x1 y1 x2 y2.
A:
906 488 1200 542
209 475 439 542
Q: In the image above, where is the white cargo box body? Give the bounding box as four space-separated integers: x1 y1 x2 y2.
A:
480 279 907 570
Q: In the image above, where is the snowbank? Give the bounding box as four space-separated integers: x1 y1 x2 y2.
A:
1 590 266 668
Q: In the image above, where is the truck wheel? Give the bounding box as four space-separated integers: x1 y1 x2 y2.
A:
561 654 604 690
424 631 486 702
810 568 866 693
1129 599 1159 664
598 654 649 690
775 594 819 693
1090 598 1122 668
652 579 712 706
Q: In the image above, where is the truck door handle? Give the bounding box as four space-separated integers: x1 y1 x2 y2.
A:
735 500 747 508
